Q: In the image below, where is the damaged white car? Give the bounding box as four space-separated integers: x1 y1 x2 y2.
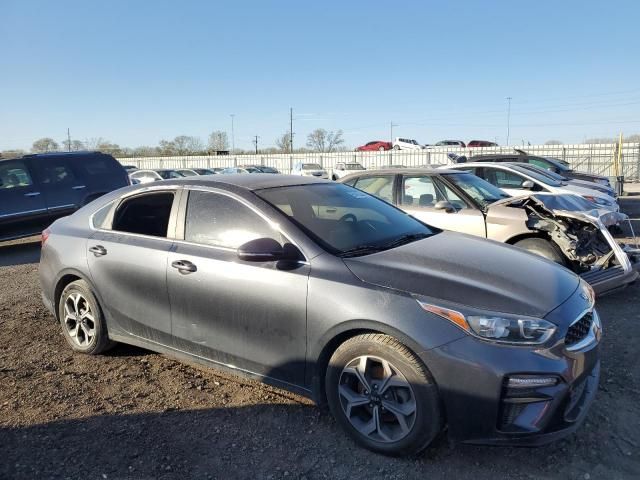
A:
340 168 640 295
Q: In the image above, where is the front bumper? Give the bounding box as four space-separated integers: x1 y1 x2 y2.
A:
421 292 600 446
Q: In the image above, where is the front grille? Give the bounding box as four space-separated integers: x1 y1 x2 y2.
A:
565 312 593 347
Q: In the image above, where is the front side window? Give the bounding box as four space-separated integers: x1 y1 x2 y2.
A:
38 160 77 185
489 169 527 189
0 161 33 189
112 192 175 237
402 176 437 206
257 183 435 256
354 175 395 203
185 191 277 249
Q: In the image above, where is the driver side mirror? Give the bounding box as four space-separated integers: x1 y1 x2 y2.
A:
434 201 456 213
237 237 284 262
521 180 535 190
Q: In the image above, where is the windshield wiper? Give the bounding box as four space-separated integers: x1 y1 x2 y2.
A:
338 245 386 258
379 232 431 249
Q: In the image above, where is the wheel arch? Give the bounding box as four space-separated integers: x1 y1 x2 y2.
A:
309 319 432 407
504 230 548 246
53 269 101 321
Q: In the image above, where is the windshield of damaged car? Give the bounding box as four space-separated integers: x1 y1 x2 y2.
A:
257 183 435 256
517 163 567 182
511 165 563 187
445 173 510 207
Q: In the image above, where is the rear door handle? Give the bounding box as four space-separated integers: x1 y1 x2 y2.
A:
72 185 86 190
89 245 107 257
171 259 197 274
24 192 41 197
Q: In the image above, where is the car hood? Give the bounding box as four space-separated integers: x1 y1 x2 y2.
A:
559 183 613 201
343 231 580 318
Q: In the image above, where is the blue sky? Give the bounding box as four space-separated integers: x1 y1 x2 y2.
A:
2 0 640 151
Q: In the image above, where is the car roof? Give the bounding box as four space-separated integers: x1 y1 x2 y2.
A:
1 150 113 163
132 173 332 191
343 167 462 177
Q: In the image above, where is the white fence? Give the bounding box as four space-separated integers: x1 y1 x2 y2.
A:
118 143 640 180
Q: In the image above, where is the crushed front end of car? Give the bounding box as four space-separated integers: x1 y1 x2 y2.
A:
501 194 639 295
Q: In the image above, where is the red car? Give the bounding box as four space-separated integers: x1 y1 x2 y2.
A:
356 141 392 151
467 140 498 148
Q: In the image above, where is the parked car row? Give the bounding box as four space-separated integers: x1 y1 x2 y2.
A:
40 171 613 456
356 139 499 151
339 168 638 295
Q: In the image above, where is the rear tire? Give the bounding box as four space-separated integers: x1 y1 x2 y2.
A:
378 146 385 151
515 237 566 265
58 280 115 354
326 333 442 456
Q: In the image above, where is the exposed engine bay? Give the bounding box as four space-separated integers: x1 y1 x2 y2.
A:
504 195 638 274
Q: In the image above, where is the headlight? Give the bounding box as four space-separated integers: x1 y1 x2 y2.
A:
418 301 556 345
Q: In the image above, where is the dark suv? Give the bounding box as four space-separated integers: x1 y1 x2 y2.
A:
469 152 611 187
0 151 129 241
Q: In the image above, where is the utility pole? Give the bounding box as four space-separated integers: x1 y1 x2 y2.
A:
390 121 398 143
253 135 260 154
230 114 236 154
289 107 294 153
67 128 71 152
506 97 512 146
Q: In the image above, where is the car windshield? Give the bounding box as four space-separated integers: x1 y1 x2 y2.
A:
509 165 562 187
157 170 183 179
517 163 567 182
345 163 365 170
303 164 323 170
543 157 572 172
445 173 510 207
256 183 435 256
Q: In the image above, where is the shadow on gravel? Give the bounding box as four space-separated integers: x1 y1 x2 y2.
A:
0 240 41 267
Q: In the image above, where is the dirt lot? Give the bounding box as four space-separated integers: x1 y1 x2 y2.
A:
1 208 639 479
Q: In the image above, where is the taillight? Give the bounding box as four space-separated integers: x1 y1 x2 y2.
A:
42 228 51 246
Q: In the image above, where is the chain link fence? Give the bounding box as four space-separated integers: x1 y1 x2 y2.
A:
118 143 640 180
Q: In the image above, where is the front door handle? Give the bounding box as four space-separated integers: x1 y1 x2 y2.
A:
171 259 197 274
72 185 87 190
89 245 107 257
24 192 41 197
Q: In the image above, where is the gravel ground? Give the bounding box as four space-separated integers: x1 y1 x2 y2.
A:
1 216 639 479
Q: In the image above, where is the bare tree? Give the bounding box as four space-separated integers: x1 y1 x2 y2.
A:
544 140 563 145
306 128 344 152
208 131 229 152
0 149 26 159
71 140 85 151
32 138 59 153
172 135 204 155
275 133 292 153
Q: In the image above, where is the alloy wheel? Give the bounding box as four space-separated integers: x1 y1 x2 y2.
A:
63 292 96 347
338 355 417 443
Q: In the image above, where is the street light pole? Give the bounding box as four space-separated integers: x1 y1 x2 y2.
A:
506 97 512 146
230 114 235 154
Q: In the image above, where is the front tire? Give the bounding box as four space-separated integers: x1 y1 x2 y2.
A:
515 237 566 265
393 145 400 150
58 280 115 354
326 334 442 456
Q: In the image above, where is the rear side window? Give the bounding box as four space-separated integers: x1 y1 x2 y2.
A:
83 157 113 175
354 176 395 203
185 191 277 249
0 161 34 189
91 202 114 229
112 192 174 237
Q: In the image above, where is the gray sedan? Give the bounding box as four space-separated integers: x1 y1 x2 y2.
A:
39 174 600 455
